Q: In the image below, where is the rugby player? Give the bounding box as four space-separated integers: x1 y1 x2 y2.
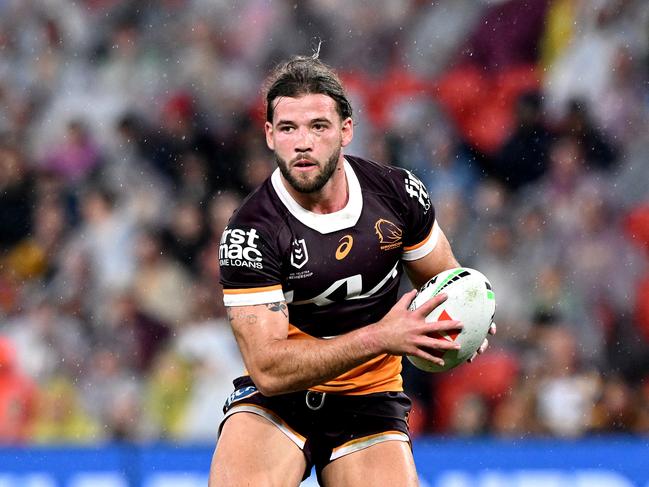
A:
209 55 494 486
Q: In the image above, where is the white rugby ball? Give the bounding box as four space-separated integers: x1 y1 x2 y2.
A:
407 267 496 373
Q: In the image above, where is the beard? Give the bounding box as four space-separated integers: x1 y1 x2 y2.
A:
275 147 341 194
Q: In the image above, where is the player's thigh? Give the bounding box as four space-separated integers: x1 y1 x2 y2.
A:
320 439 418 487
209 412 307 487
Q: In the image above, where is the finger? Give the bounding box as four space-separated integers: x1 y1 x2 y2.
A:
421 337 461 351
401 289 419 310
468 338 490 363
427 319 463 333
410 350 445 367
489 322 497 335
414 292 448 317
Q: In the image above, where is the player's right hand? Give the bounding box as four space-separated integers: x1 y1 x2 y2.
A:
372 289 462 366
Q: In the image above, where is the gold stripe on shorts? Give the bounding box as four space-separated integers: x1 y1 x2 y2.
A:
224 403 307 449
330 430 410 461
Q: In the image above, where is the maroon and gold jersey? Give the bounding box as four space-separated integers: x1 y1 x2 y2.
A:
219 156 439 395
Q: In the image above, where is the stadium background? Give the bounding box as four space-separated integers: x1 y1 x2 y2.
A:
1 0 649 485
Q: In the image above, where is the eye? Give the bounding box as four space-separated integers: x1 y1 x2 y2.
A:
313 123 327 131
279 125 294 133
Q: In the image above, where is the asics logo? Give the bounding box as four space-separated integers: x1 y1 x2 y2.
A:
335 235 353 260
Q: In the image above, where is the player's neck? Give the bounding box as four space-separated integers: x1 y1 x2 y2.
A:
284 159 349 214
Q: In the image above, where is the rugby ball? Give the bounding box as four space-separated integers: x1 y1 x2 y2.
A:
407 267 495 373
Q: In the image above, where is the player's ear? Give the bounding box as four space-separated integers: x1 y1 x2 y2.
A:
341 117 353 147
265 121 275 150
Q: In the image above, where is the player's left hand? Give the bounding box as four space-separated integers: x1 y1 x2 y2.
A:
467 322 496 363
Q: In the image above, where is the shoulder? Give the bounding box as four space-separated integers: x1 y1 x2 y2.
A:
345 155 407 188
219 178 287 285
227 177 289 237
346 155 431 211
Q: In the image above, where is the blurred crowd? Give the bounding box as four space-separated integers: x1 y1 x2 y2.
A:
1 0 649 444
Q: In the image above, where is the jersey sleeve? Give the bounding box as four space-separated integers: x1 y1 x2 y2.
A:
219 224 285 306
397 169 439 261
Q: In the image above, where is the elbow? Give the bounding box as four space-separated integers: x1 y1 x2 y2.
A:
248 370 287 397
256 383 283 397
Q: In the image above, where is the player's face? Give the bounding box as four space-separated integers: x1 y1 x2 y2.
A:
265 93 353 194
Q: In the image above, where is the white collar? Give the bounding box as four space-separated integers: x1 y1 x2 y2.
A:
270 158 363 234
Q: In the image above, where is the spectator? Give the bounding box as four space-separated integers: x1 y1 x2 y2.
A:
30 376 101 444
96 291 171 373
162 199 210 276
144 349 192 439
173 282 244 440
42 119 102 185
471 217 529 339
520 135 594 239
419 119 480 200
78 347 146 440
0 145 35 251
543 0 649 121
1 298 90 382
132 228 193 327
73 185 137 296
460 0 550 73
491 378 541 437
558 98 618 170
153 91 242 193
589 375 639 433
0 337 36 443
533 325 600 437
3 197 70 285
448 393 489 437
496 91 555 191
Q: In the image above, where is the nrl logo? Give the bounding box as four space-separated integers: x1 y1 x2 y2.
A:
375 219 403 251
290 238 309 269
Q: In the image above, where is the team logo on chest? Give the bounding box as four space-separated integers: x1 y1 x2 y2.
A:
374 219 403 251
290 238 309 269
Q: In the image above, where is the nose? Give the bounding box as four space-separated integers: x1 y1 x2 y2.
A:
294 127 313 153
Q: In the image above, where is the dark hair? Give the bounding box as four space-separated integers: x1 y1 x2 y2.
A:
264 56 353 123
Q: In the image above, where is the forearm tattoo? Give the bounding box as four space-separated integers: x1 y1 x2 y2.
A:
266 302 288 318
226 302 287 324
227 308 258 325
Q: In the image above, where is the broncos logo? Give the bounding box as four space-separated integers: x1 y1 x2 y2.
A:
374 219 403 250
